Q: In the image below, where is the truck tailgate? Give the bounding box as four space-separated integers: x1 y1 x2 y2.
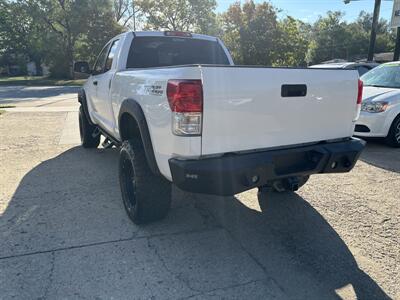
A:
200 66 359 155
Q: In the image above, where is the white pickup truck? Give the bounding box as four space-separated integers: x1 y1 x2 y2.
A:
75 31 365 224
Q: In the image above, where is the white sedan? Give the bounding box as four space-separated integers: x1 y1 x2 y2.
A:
355 62 400 147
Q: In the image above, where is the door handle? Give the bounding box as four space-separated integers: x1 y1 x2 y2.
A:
281 84 307 97
93 81 98 86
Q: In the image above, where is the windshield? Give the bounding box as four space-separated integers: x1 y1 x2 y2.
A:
126 36 230 68
360 64 400 88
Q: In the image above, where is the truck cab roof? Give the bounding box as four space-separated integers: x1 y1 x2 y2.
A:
130 31 219 42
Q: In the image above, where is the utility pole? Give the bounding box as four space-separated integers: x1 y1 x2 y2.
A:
344 0 381 62
394 27 400 60
391 0 400 61
368 0 382 61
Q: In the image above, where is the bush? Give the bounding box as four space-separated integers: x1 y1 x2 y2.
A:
49 58 70 79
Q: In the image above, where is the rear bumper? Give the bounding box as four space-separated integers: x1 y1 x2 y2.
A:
169 138 365 196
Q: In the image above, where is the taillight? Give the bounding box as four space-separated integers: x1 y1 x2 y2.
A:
354 79 363 121
357 79 363 105
167 80 202 112
167 80 203 135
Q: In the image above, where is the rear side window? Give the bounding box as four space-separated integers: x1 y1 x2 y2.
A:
105 39 120 72
126 36 230 68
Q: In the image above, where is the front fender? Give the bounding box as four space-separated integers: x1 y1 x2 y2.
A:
78 89 94 125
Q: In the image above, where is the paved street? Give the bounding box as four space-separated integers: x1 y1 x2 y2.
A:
0 86 399 299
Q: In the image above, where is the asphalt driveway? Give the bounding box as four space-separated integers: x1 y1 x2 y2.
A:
0 86 399 299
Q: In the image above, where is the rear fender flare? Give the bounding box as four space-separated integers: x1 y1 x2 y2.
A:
118 99 160 175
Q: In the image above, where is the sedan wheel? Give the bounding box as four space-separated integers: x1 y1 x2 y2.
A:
386 116 400 148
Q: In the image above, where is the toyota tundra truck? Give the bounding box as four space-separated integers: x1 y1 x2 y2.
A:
75 31 365 224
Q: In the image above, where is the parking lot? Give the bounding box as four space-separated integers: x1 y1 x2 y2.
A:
0 86 399 299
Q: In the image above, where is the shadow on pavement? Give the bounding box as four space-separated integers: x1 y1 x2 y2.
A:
0 86 80 102
360 140 400 173
196 191 392 299
0 146 391 299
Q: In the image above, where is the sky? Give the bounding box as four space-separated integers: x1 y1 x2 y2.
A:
216 0 395 24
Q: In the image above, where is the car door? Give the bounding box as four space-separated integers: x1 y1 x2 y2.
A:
95 39 120 134
89 43 111 119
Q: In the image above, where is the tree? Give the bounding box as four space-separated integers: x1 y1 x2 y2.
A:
220 1 280 65
27 0 83 78
25 0 122 78
275 17 309 66
0 0 47 74
308 11 349 64
136 0 217 33
113 0 141 29
307 11 395 64
75 0 123 65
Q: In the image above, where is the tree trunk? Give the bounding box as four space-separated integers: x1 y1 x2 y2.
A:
368 0 381 61
66 36 74 79
34 58 42 76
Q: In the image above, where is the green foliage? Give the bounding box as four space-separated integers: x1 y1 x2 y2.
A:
220 1 279 65
275 17 309 66
220 1 308 66
74 0 123 65
27 0 123 78
0 0 123 78
0 0 399 77
136 0 217 33
0 0 47 73
307 11 395 64
307 11 349 63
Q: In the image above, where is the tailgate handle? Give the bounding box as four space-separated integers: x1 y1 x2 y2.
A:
281 84 307 97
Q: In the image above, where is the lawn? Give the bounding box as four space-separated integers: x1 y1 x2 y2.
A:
0 105 15 115
0 76 85 86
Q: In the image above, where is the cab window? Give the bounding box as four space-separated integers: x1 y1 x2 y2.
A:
93 43 110 75
105 40 120 72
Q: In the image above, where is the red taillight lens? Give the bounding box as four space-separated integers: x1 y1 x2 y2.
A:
167 80 203 112
357 79 363 105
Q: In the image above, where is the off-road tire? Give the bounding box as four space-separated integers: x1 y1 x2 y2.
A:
119 139 172 224
385 115 400 148
79 106 100 148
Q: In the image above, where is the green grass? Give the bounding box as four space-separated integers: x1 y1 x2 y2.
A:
0 104 15 115
0 76 85 86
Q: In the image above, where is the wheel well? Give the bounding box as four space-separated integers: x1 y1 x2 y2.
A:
120 113 141 141
394 113 400 123
388 113 400 132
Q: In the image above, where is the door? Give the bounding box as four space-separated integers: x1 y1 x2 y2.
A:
89 43 111 117
95 39 120 133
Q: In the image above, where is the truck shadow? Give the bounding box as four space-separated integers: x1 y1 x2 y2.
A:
196 191 391 299
360 140 400 173
1 146 391 299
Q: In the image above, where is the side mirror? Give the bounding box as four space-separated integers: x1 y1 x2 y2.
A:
74 61 90 74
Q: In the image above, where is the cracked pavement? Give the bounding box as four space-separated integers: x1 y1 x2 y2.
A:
0 86 399 299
